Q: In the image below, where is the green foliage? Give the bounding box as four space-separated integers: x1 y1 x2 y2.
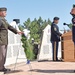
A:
68 23 72 29
18 24 24 31
20 17 51 60
23 17 51 43
23 18 31 29
21 35 35 60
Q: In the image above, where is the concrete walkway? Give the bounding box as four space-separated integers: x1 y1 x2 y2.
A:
1 61 75 75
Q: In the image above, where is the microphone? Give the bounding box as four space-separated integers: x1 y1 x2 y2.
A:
63 23 71 29
63 23 69 26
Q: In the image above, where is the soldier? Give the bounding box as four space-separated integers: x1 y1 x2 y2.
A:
70 5 75 44
72 17 75 44
51 17 62 61
70 4 75 72
0 7 22 72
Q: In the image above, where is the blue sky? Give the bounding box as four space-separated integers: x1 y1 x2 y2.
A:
0 0 75 30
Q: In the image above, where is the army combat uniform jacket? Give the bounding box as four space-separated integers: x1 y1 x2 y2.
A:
0 17 17 45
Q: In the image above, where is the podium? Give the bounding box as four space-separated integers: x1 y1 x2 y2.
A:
61 31 75 62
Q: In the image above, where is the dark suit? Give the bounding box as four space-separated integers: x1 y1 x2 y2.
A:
51 22 62 61
0 17 17 70
72 17 75 43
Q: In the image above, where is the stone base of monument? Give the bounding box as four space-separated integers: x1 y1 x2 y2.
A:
5 31 27 66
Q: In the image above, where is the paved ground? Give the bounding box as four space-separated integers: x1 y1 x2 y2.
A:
1 61 75 75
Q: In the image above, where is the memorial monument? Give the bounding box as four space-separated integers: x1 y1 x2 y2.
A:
5 20 27 66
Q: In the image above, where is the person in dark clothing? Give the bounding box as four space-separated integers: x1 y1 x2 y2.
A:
51 17 62 61
72 17 75 44
71 5 75 44
70 4 75 73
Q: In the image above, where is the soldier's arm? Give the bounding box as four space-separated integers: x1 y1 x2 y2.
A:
8 24 23 35
8 25 18 34
52 26 62 36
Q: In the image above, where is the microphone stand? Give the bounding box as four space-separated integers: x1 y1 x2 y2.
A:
63 23 71 30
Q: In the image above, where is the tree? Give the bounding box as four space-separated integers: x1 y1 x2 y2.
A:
48 18 51 25
23 18 31 29
18 24 24 31
30 20 40 42
23 17 51 43
68 23 72 29
20 17 51 60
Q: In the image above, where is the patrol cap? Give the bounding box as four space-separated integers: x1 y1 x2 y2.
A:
53 17 59 20
13 19 20 24
0 7 7 11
